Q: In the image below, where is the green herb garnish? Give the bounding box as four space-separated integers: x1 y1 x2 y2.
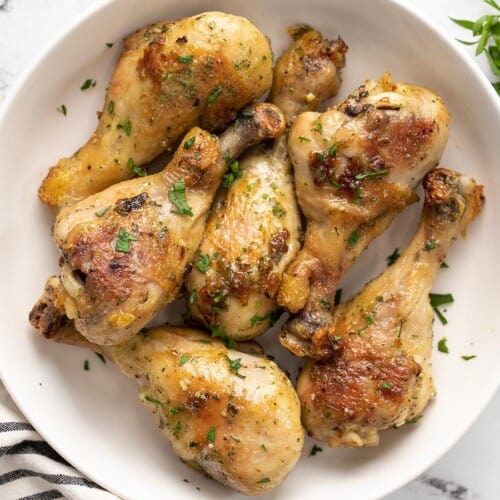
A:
437 337 449 353
461 355 477 361
95 206 111 217
168 180 193 216
309 444 323 456
183 136 196 149
451 0 500 94
207 426 216 443
430 293 454 325
179 355 192 366
127 157 147 177
115 227 138 253
226 356 246 378
347 230 359 247
379 381 393 390
257 477 271 485
81 78 96 90
178 54 194 64
57 104 67 116
207 87 223 103
107 100 115 114
83 360 89 371
144 395 163 406
196 252 211 273
386 247 400 266
355 170 388 181
328 143 338 157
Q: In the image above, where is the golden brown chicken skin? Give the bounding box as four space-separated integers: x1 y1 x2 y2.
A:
30 104 285 345
185 27 347 340
38 12 273 211
298 168 484 447
37 323 304 495
278 73 451 357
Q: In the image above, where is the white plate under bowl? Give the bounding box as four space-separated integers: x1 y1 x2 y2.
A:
0 0 499 498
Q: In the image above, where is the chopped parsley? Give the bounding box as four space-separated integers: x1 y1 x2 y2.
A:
210 325 236 349
309 444 323 456
257 477 271 485
56 104 67 116
424 239 437 251
94 352 106 363
222 160 242 188
107 100 115 114
378 381 393 390
226 356 246 378
461 355 477 361
430 293 454 325
328 143 338 157
115 227 138 253
386 247 400 266
178 54 194 64
183 136 196 149
80 78 96 90
127 157 147 177
299 136 311 143
207 87 223 104
168 180 193 216
95 206 111 217
106 42 114 48
179 355 192 366
272 201 286 218
347 230 360 247
144 395 163 406
437 337 449 353
83 360 89 371
207 426 216 443
117 117 132 136
196 251 211 273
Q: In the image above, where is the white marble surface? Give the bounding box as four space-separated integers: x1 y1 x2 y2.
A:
0 0 498 499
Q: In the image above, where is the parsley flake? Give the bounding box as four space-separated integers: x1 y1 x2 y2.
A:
207 87 223 104
81 78 96 90
179 354 192 366
309 444 323 456
226 356 246 378
437 337 449 353
168 180 193 216
115 227 138 253
95 206 111 217
461 355 477 361
57 104 67 116
207 426 216 443
127 158 147 177
178 54 194 64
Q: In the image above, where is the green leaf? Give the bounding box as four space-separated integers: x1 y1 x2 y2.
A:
127 158 147 177
429 293 454 308
168 180 193 216
437 337 449 353
485 0 500 11
115 227 138 253
450 17 475 30
476 17 493 55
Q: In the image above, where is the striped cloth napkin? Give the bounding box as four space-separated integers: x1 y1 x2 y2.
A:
0 383 116 500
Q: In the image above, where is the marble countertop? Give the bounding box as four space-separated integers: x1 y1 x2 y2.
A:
0 1 498 499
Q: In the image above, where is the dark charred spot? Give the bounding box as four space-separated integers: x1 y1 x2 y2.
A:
227 402 239 417
309 151 338 185
186 392 209 412
176 35 188 44
343 102 373 117
72 268 87 284
269 229 290 261
108 260 121 271
114 192 149 216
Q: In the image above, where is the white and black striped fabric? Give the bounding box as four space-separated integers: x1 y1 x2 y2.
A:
0 383 117 500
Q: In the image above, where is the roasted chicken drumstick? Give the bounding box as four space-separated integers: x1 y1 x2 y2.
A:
278 73 451 357
30 104 285 345
297 168 484 447
185 26 347 340
38 11 273 211
41 323 303 495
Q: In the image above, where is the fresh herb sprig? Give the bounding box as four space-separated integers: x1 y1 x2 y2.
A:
451 0 500 94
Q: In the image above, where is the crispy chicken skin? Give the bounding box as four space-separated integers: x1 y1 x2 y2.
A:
278 73 451 357
297 168 484 447
39 323 304 495
38 12 273 211
29 104 285 345
185 27 347 340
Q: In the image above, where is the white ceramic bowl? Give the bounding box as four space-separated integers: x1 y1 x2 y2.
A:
0 0 499 499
